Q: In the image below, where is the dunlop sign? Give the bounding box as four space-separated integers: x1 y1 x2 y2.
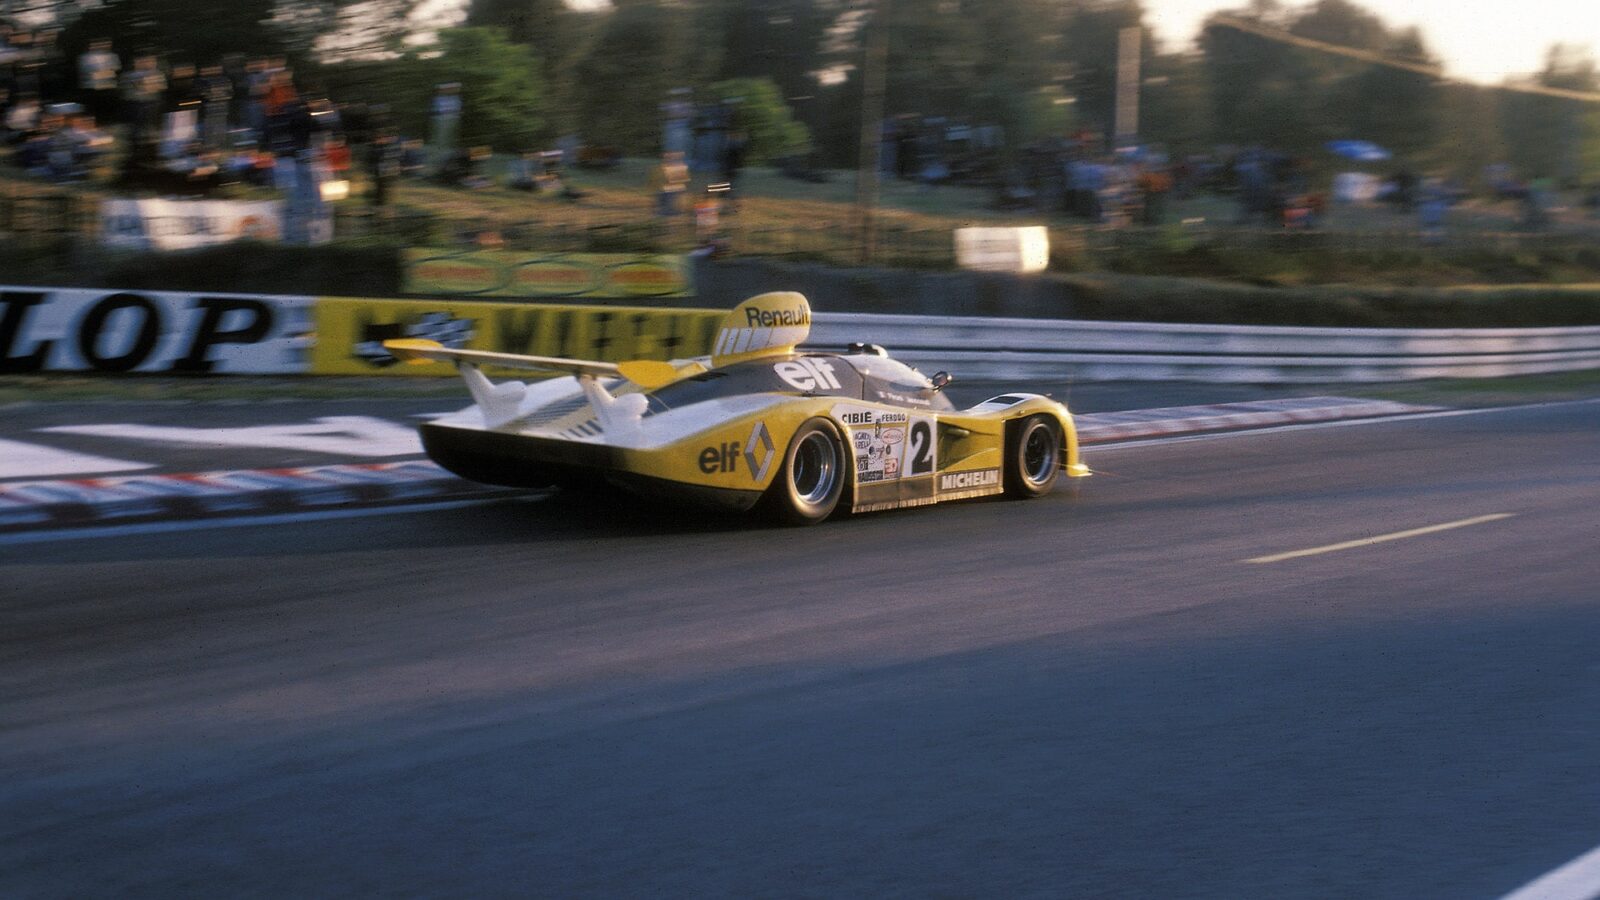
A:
0 287 311 374
312 297 726 376
404 250 692 298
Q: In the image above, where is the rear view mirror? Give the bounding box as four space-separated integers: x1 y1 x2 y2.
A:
930 371 953 392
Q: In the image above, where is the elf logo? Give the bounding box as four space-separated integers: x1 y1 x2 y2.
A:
774 358 841 392
939 469 999 491
698 441 741 474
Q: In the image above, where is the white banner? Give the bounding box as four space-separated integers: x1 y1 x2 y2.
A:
954 226 1050 274
0 287 312 374
100 199 284 251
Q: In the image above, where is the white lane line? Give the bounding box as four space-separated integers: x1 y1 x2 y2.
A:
1087 397 1600 453
42 416 423 457
0 497 526 547
0 438 153 479
1501 843 1600 900
1243 513 1516 564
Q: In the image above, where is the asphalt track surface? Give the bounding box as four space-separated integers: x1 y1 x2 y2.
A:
3 399 1599 898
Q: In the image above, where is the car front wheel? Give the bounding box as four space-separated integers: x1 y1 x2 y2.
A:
1004 414 1062 498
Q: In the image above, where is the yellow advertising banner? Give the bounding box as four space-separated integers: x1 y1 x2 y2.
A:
403 249 692 298
312 297 725 376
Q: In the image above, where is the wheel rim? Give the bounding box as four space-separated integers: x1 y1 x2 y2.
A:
1021 422 1059 486
792 431 839 507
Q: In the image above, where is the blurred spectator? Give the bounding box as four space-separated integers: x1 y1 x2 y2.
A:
7 30 43 99
222 54 248 128
1418 177 1449 243
400 138 427 177
198 64 231 149
429 82 461 166
1137 163 1173 225
322 132 351 178
438 144 491 189
5 91 39 142
121 55 165 145
694 185 725 249
507 148 539 191
649 150 688 216
77 39 119 124
244 57 270 134
722 129 747 203
263 66 299 156
660 86 691 156
368 132 402 210
536 151 585 201
166 62 199 113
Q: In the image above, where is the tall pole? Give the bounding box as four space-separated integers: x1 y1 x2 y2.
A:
856 0 890 264
1113 26 1141 149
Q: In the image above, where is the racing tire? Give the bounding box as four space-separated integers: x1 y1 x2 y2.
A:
762 418 846 525
1004 414 1062 499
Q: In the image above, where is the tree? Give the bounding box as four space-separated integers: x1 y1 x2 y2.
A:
1501 44 1600 182
1055 0 1148 142
701 0 835 105
1339 27 1439 160
61 0 287 63
57 0 425 66
571 0 696 152
321 27 548 151
1201 0 1445 160
465 0 599 133
706 77 810 160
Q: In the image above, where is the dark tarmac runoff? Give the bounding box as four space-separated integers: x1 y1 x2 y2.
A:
2 398 1598 898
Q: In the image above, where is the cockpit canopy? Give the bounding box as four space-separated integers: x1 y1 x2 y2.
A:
646 352 955 412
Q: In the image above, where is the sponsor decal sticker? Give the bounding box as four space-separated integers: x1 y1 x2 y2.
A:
834 404 928 484
404 250 690 298
939 469 1000 491
354 311 476 366
742 421 775 482
745 305 809 328
698 440 741 474
774 358 842 392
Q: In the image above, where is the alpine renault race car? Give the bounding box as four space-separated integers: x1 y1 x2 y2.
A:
386 291 1089 524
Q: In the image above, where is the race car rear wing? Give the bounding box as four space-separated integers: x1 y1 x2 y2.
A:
383 338 684 432
382 340 621 377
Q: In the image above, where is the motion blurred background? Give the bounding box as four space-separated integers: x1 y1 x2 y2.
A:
0 0 1594 294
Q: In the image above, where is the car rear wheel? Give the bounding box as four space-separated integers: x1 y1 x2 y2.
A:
762 418 845 524
1004 415 1062 498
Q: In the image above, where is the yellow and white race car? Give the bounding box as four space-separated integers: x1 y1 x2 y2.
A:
387 292 1089 524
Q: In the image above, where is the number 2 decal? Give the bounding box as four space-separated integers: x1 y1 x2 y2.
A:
908 419 934 475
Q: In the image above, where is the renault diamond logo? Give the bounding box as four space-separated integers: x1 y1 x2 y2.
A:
743 421 775 482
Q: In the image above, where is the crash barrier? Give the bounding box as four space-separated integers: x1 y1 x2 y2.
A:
0 287 724 376
6 285 1599 381
403 249 692 298
809 314 1600 382
0 286 313 374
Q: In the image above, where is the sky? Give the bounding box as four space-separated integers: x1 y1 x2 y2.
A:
1143 0 1598 84
415 0 1595 87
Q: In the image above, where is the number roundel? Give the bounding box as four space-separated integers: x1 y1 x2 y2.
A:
907 420 934 476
